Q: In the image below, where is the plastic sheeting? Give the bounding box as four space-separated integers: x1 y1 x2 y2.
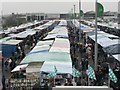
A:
11 64 28 72
88 31 119 48
34 20 55 30
44 27 68 40
40 61 72 74
29 45 50 54
20 52 71 64
104 44 120 55
49 38 70 53
112 54 120 62
58 20 67 26
29 40 54 55
9 29 36 39
36 40 54 46
2 40 22 57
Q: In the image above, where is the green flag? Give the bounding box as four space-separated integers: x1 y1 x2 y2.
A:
109 67 117 83
47 66 57 78
80 10 84 16
87 65 96 80
47 72 56 78
97 2 104 17
72 67 80 77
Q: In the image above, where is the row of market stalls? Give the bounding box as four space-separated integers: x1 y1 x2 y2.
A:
74 20 120 65
0 20 51 60
16 38 71 74
82 20 120 37
8 20 72 89
11 20 71 74
0 20 60 90
88 31 120 62
1 20 56 58
3 20 48 35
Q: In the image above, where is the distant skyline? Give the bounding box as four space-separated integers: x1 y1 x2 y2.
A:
1 1 119 15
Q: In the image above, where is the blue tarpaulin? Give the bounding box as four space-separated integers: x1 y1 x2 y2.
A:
2 44 16 57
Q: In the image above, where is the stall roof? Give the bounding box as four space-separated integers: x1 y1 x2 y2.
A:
26 62 44 73
0 31 4 34
40 61 72 74
49 38 70 53
2 39 22 45
80 25 95 33
11 64 28 72
112 54 120 62
34 20 55 30
58 20 67 26
20 52 71 64
28 45 50 55
43 34 58 40
104 44 120 55
9 29 36 39
98 22 120 29
11 62 44 73
44 26 68 39
7 21 43 33
88 31 119 48
0 37 12 43
97 31 118 38
36 40 54 46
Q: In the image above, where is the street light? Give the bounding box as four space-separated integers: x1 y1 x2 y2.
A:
94 0 98 71
70 8 73 20
73 5 76 34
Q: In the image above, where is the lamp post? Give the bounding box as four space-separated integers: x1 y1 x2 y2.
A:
73 5 76 20
73 5 76 26
78 0 83 85
71 8 73 20
94 0 98 71
79 0 81 42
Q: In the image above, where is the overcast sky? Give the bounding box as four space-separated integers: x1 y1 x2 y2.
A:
1 0 120 15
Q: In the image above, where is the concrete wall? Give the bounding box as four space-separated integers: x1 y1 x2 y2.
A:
46 14 60 19
53 86 113 90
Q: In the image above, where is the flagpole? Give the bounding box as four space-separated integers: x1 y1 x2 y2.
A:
94 0 98 71
73 5 76 34
79 0 81 42
78 0 82 86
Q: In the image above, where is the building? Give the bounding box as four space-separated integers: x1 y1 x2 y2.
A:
84 11 95 19
45 13 60 19
26 13 45 21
